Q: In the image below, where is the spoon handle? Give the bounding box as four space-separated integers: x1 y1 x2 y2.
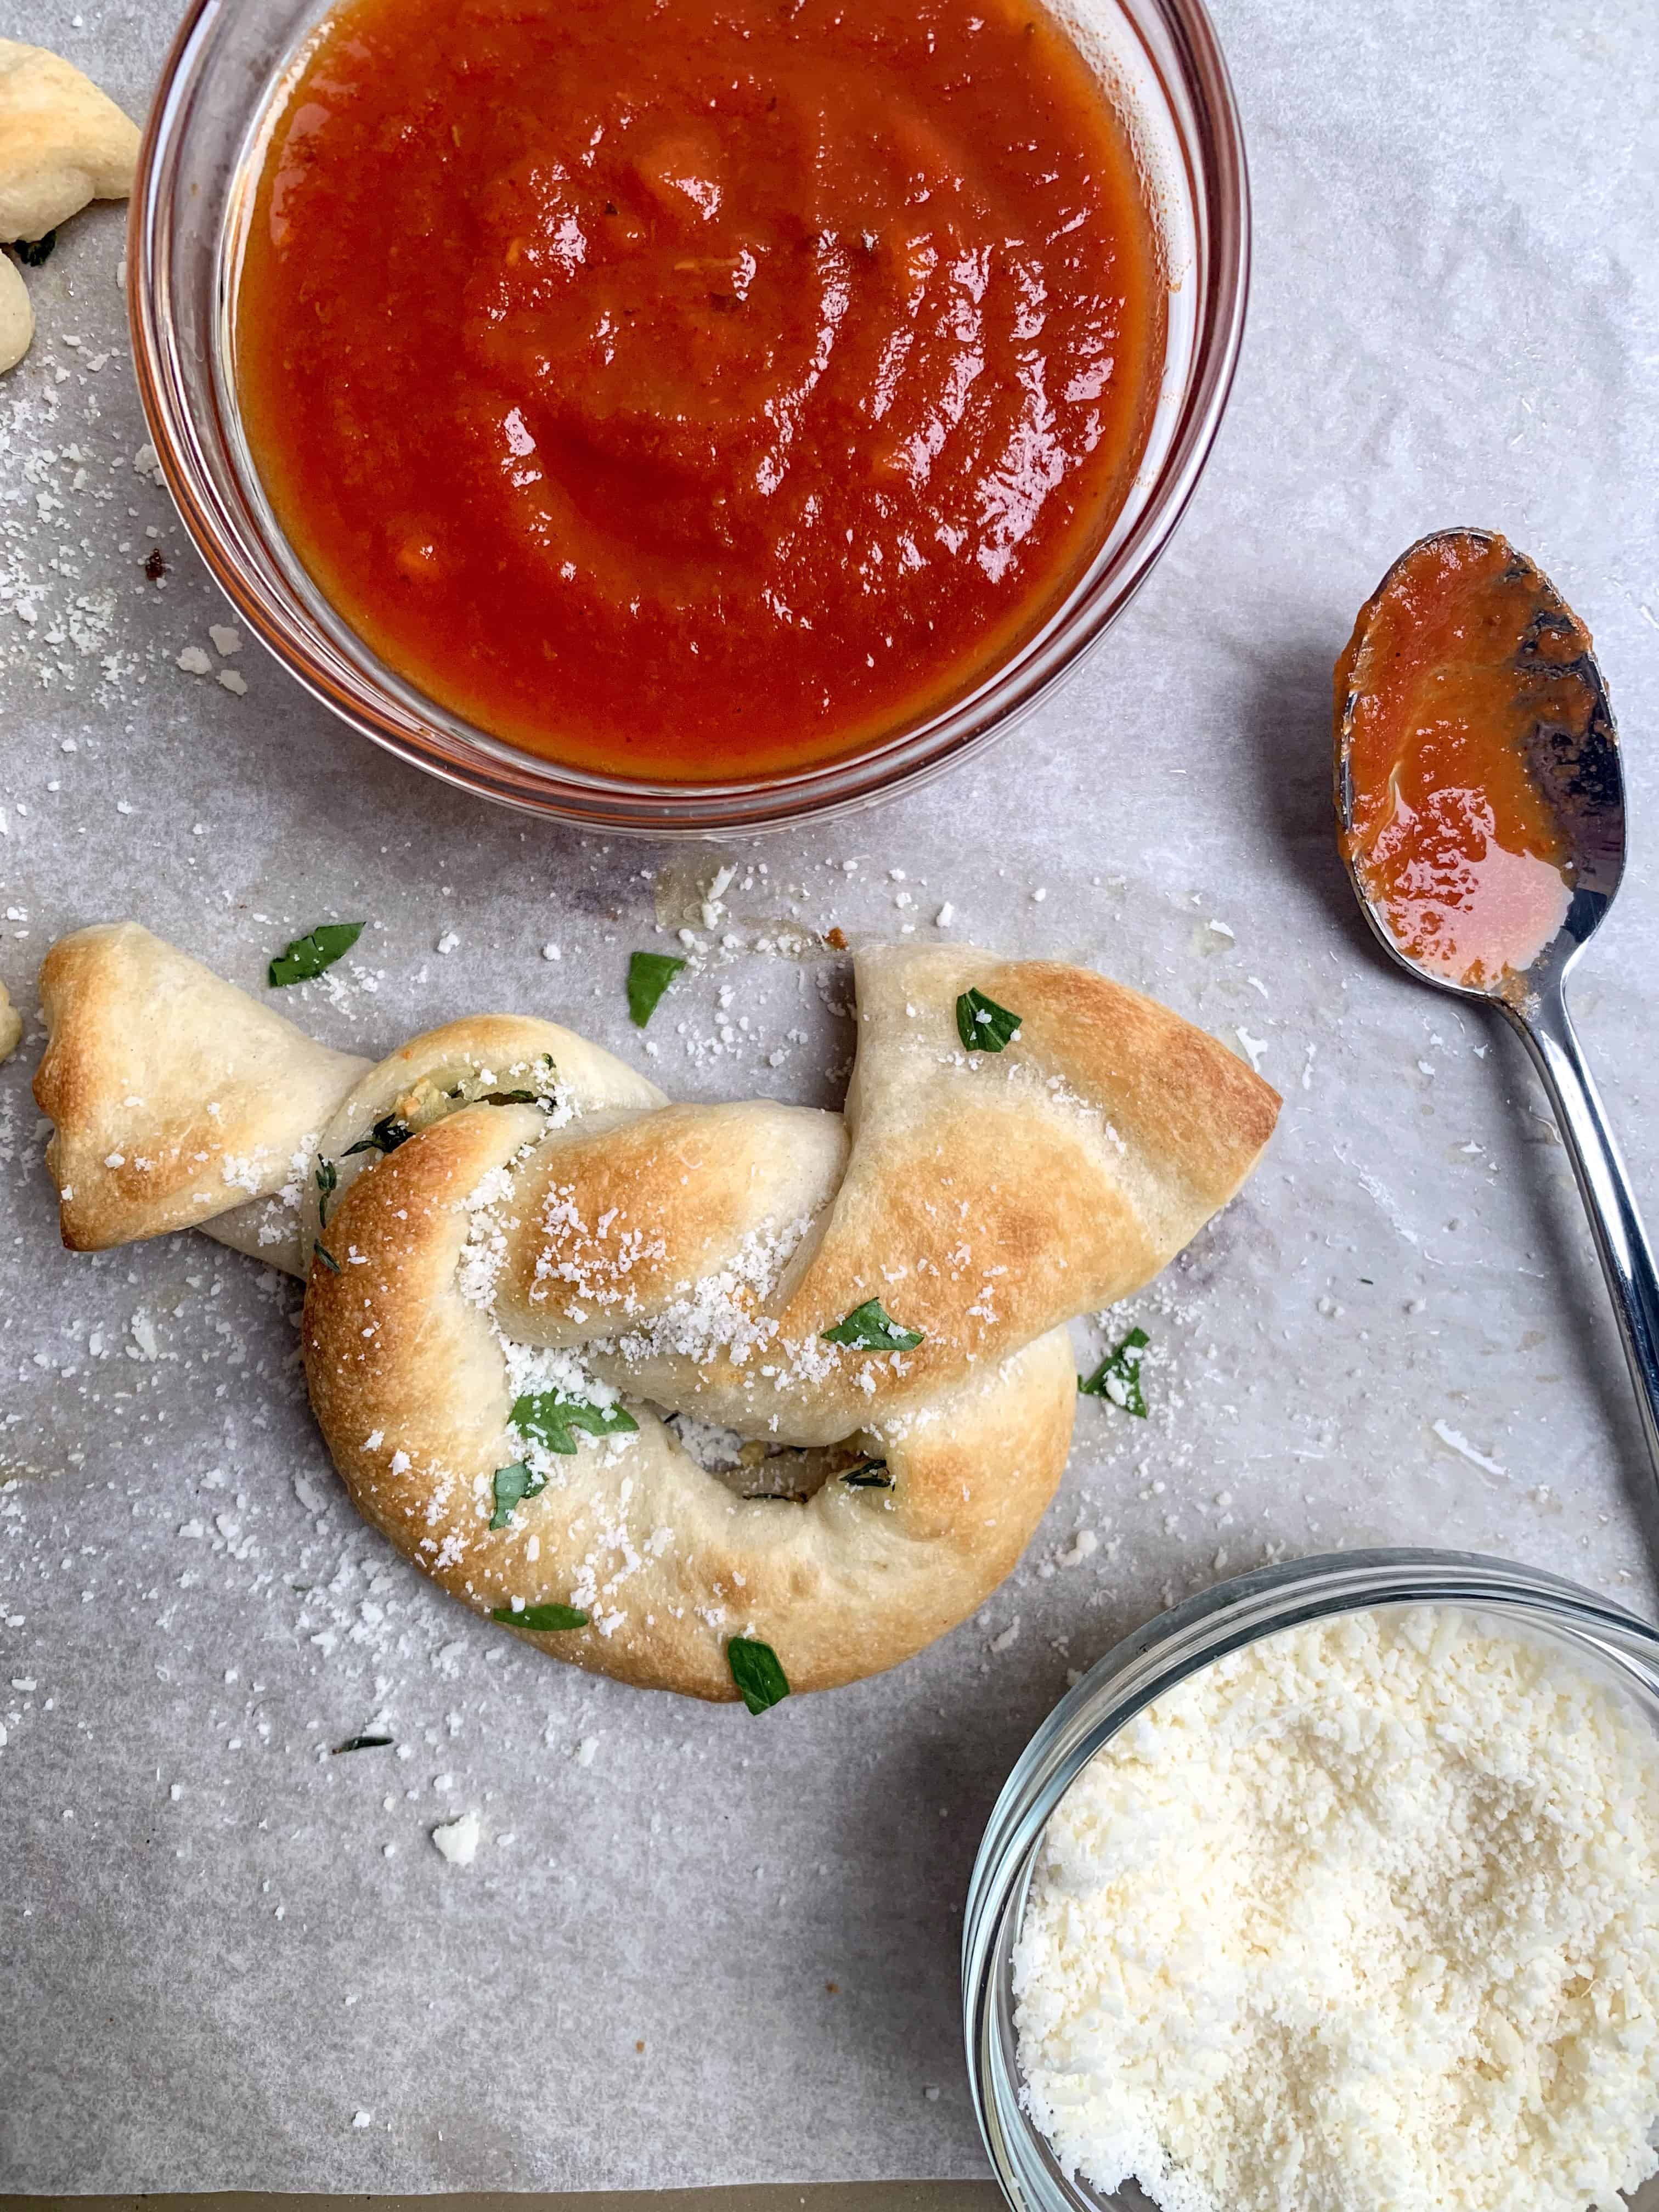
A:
1506 980 1659 1487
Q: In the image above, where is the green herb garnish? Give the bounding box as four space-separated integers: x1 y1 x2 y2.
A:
491 1601 589 1632
13 232 55 268
345 1112 413 1158
315 1157 337 1228
727 1636 790 1714
268 921 364 988
1079 1326 1149 1417
956 987 1022 1053
342 1062 555 1161
313 1242 341 1274
455 1053 557 1109
331 1733 393 1754
628 951 686 1028
842 1457 893 1487
489 1460 546 1530
822 1299 924 1353
511 1390 639 1455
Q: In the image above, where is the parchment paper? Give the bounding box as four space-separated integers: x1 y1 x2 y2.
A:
3 0 1658 2192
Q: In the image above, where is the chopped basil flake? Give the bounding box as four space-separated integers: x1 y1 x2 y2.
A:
331 1733 393 1754
727 1636 790 1715
842 1457 893 1488
1079 1326 1149 1418
822 1298 924 1353
268 921 364 988
489 1459 547 1530
344 1111 413 1158
511 1390 639 1455
13 232 55 268
628 950 686 1028
491 1601 589 1632
313 1242 341 1274
956 986 1022 1053
315 1157 337 1228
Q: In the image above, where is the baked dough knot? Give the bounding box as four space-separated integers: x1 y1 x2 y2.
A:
34 923 1279 1703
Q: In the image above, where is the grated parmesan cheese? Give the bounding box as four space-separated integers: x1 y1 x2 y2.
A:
430 1809 481 1865
1013 1606 1659 2212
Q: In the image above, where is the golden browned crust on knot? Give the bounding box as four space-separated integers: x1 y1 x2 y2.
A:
979 957 1282 1206
305 1104 1076 1699
35 922 369 1252
35 923 1279 1703
493 1100 848 1343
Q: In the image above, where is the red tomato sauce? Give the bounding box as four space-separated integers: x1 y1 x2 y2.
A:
235 0 1165 782
1336 533 1595 990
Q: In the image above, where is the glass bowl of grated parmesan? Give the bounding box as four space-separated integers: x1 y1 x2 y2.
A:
963 1548 1659 2212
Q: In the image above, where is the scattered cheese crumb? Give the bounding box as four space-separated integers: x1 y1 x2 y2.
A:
430 1810 481 1865
1431 1419 1505 1477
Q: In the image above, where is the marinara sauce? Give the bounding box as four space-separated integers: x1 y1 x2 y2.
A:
236 0 1164 781
1336 532 1597 990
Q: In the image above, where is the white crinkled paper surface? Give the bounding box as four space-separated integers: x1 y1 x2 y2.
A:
2 0 1658 2193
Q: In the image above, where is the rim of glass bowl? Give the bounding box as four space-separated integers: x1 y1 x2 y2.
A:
128 0 1249 838
961 1545 1659 2212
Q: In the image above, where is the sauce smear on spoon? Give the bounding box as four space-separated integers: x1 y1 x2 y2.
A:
1336 531 1600 991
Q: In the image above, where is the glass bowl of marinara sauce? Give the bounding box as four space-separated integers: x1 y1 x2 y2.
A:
129 0 1248 834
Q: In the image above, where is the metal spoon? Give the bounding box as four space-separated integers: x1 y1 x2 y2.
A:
1334 526 1659 1488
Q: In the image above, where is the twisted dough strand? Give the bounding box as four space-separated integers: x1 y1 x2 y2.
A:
35 923 1278 1701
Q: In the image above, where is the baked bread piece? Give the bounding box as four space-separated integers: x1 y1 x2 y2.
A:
36 921 373 1271
35 922 1279 1701
0 39 140 243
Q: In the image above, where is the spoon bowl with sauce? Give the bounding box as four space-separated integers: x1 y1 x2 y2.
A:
1335 528 1659 1489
